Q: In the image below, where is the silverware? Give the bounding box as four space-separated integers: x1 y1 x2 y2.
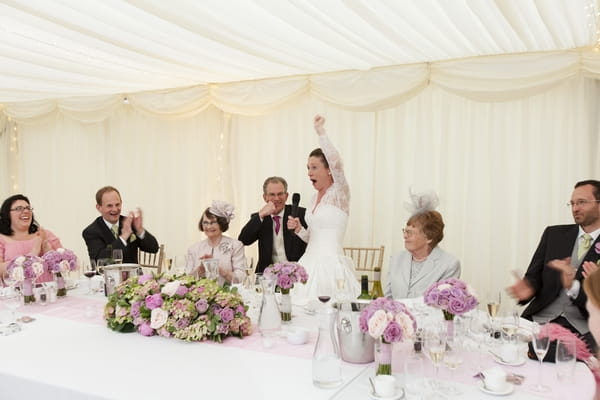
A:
368 377 378 397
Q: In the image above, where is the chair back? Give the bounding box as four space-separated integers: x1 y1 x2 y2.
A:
343 245 385 283
138 244 165 274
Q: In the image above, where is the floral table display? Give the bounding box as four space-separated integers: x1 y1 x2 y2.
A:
6 255 45 303
42 248 79 297
263 262 308 322
104 274 252 342
359 297 416 375
423 277 478 337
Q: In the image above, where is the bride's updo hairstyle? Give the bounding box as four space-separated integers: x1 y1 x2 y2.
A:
309 148 329 169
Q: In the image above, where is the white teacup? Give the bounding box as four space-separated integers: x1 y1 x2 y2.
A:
483 366 508 392
373 375 396 397
500 343 520 363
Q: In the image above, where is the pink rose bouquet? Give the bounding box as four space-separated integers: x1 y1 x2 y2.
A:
263 262 308 321
42 248 79 296
6 255 45 303
104 274 252 342
423 277 478 320
359 297 416 375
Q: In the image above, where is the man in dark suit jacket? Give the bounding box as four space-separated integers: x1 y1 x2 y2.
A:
238 177 307 274
82 186 159 264
508 179 600 350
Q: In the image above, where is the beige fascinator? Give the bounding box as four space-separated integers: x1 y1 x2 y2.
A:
209 200 235 222
404 187 439 216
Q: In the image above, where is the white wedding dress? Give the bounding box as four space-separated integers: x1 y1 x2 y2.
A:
292 135 361 306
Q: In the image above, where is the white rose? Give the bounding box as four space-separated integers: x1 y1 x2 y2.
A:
57 248 65 254
437 284 451 290
395 313 414 338
150 308 168 329
11 266 24 281
161 280 181 297
32 262 44 276
59 260 70 273
466 284 477 298
14 256 26 265
368 309 388 338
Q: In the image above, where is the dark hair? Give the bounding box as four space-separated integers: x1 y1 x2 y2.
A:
407 210 445 248
95 186 121 205
0 194 39 236
575 180 600 201
262 176 288 194
309 148 329 169
198 208 229 233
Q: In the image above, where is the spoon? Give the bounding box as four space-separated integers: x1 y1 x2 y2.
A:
368 377 379 397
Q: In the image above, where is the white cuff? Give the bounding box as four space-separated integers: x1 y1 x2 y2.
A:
566 279 580 299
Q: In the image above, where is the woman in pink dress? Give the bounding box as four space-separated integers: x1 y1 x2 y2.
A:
0 194 62 284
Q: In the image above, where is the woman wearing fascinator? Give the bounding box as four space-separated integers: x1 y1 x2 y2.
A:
384 189 461 299
185 200 246 286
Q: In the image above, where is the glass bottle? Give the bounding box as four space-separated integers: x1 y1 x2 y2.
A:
357 275 370 299
370 267 384 299
257 275 281 347
312 306 342 388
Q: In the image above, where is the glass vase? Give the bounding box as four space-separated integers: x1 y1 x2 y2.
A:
280 288 292 322
374 337 393 375
55 272 67 297
443 310 455 340
22 278 35 304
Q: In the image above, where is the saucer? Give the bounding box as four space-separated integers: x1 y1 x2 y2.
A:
477 381 514 396
369 389 404 400
491 354 526 366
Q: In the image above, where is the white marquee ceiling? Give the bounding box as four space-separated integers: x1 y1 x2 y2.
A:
0 0 598 104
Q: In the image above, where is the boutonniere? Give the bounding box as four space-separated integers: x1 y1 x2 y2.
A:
219 241 233 254
129 233 137 243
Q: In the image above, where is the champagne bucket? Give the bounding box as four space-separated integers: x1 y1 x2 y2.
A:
103 264 140 296
334 300 374 363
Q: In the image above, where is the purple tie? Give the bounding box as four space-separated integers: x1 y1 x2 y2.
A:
273 215 281 235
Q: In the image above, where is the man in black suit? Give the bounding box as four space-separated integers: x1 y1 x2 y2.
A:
238 176 307 274
82 186 159 264
508 179 600 349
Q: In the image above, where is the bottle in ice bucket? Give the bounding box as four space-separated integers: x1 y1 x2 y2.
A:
370 267 384 299
312 306 342 388
357 275 370 299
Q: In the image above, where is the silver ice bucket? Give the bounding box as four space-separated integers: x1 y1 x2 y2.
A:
334 300 374 364
103 264 140 296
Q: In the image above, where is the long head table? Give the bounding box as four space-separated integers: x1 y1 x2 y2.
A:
0 285 596 400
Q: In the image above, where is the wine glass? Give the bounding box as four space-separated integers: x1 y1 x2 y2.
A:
444 342 464 395
500 308 520 345
231 269 245 292
317 279 334 307
424 327 447 395
82 262 96 295
530 322 550 392
486 291 501 333
2 286 23 323
112 249 123 264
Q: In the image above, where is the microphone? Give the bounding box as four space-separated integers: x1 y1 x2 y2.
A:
291 193 300 218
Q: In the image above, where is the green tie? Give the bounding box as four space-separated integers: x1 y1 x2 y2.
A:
578 233 592 259
111 224 119 239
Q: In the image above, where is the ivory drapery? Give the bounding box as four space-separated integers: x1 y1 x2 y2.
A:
1 50 600 300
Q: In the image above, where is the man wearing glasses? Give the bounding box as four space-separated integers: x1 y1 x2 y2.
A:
238 176 307 274
82 186 159 264
508 179 600 350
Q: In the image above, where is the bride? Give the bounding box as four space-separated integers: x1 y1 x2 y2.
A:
287 115 360 306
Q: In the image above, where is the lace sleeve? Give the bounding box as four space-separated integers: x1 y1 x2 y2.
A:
319 135 350 214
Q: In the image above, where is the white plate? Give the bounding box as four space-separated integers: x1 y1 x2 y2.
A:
491 354 526 367
477 381 514 396
369 389 404 400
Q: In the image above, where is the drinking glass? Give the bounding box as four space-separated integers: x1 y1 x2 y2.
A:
530 323 550 392
444 344 464 395
231 269 245 291
317 279 334 307
486 291 501 333
500 308 520 345
112 249 123 264
334 264 346 301
2 286 23 323
203 258 220 280
469 312 492 372
83 262 96 295
424 327 447 395
555 339 576 383
244 257 255 290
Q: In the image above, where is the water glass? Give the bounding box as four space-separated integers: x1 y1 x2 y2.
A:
112 249 123 264
398 352 424 398
555 339 576 383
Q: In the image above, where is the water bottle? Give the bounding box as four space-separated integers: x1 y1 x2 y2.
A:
312 307 342 388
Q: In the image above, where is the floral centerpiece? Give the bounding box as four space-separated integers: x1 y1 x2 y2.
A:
104 274 252 342
423 277 478 337
6 255 45 303
359 297 417 375
263 262 308 322
42 248 79 296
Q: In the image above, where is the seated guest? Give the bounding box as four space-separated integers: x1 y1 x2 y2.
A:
0 194 62 283
185 200 246 286
238 176 307 274
82 186 158 264
384 190 460 298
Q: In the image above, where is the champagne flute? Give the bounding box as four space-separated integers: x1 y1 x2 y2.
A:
487 291 501 336
530 323 550 392
424 328 447 395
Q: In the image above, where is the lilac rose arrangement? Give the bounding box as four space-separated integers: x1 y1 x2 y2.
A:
359 297 416 375
263 262 308 321
423 277 478 320
6 255 46 303
42 248 79 296
104 274 252 342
